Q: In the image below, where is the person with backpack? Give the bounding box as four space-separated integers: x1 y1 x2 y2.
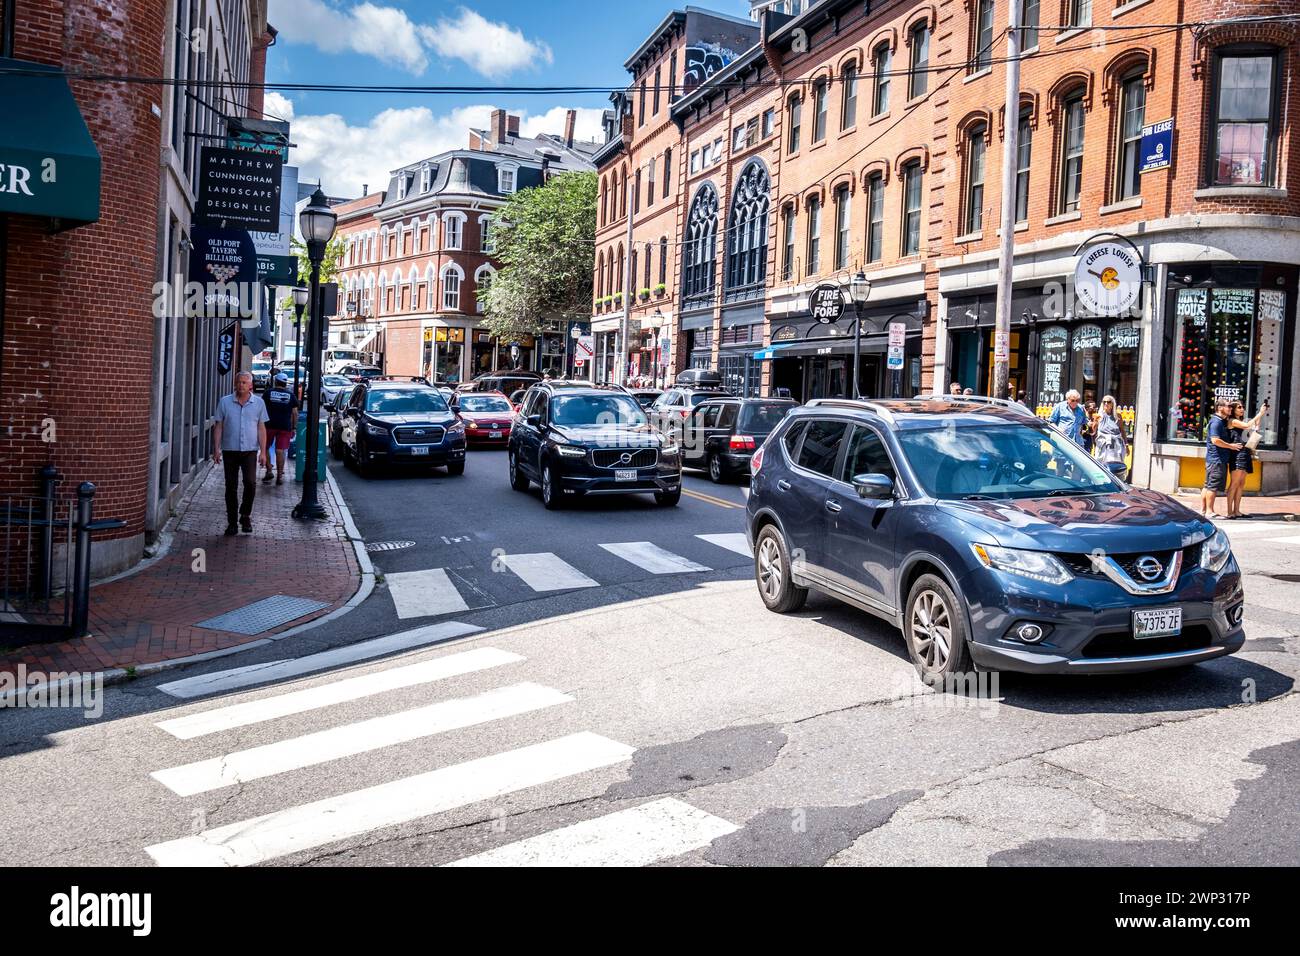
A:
262 371 299 486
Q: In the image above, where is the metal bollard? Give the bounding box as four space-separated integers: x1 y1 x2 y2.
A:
71 482 95 638
38 464 60 600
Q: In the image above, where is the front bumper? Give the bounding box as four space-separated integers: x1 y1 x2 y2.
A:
364 434 467 464
558 460 681 495
960 559 1246 674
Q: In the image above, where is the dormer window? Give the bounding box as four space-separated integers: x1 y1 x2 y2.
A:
397 174 407 200
498 163 519 194
420 164 431 192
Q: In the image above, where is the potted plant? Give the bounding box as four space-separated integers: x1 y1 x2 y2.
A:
653 283 667 297
613 292 624 306
638 288 652 301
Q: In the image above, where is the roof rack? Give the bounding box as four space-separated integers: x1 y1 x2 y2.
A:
913 393 1031 413
804 397 896 424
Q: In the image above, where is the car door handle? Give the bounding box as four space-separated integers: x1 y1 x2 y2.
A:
777 479 791 492
825 499 842 514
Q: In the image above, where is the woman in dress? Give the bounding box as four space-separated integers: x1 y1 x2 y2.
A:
1226 400 1267 519
1093 395 1128 468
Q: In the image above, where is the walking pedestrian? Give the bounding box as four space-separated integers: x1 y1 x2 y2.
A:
212 371 268 536
1093 395 1128 467
1201 398 1242 519
1226 399 1268 519
263 371 299 486
1049 389 1089 448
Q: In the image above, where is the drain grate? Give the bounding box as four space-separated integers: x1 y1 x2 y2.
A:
197 595 331 635
366 540 417 553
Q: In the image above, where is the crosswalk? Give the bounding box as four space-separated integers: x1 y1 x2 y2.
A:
1218 520 1300 547
383 533 753 621
143 639 737 867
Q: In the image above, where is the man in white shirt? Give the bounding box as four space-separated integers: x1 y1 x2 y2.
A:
212 371 269 536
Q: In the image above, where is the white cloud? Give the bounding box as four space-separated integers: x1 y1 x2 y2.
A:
279 101 605 198
421 8 553 80
269 1 552 78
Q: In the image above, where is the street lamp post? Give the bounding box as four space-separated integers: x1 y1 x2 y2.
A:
848 271 872 399
293 187 337 521
291 286 308 392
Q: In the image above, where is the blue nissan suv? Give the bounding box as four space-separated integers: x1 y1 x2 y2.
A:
746 397 1244 683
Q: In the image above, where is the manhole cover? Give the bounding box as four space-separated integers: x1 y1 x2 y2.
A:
366 540 417 552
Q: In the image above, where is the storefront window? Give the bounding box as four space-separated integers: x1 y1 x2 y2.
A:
1069 324 1103 406
1104 323 1140 411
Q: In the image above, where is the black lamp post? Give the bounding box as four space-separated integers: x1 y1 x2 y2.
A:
848 271 872 399
293 187 337 521
291 285 308 393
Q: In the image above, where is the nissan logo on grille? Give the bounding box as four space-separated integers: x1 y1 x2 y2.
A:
1135 556 1164 582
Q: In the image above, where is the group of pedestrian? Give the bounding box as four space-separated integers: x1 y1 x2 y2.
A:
1201 398 1268 520
1048 390 1130 466
210 366 300 537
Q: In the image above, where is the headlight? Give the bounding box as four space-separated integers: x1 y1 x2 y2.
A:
446 421 466 436
970 543 1073 585
661 442 680 456
556 444 587 458
364 422 390 438
1199 529 1233 574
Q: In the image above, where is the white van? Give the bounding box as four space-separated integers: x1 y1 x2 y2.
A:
323 346 361 374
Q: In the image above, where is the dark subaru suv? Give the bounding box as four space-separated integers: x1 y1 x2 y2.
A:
329 379 466 477
508 382 682 508
746 397 1244 683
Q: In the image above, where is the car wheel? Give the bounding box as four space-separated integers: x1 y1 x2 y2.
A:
330 428 344 458
446 460 465 476
904 573 974 688
541 461 563 510
754 526 807 613
354 442 372 478
654 486 681 507
509 451 530 491
707 453 726 484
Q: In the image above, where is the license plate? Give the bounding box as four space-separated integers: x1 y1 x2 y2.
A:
410 446 429 456
615 469 637 482
1133 607 1182 639
489 430 502 438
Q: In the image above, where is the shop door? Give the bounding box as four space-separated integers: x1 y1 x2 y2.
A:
951 330 981 392
808 356 848 399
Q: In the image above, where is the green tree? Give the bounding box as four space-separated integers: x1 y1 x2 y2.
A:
278 234 345 313
481 171 596 343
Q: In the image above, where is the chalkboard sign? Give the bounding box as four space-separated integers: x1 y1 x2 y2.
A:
1037 325 1069 408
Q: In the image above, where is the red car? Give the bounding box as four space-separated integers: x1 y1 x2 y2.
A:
452 391 515 446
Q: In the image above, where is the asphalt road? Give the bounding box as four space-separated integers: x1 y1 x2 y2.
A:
0 449 1297 868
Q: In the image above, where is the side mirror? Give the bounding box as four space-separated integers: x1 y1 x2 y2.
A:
526 414 543 428
852 473 895 500
1105 460 1130 482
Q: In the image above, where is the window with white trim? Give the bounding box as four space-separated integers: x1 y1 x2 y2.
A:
442 268 462 311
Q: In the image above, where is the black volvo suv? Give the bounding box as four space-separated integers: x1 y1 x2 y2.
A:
508 382 682 509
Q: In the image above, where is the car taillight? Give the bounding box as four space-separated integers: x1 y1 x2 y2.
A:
680 409 689 418
730 435 756 451
750 444 765 474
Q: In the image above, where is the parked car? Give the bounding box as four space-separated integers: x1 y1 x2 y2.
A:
465 371 542 398
648 375 731 438
746 396 1244 683
451 391 515 447
251 359 274 389
320 374 355 408
628 388 663 409
339 364 384 384
328 379 466 477
682 397 798 482
507 382 682 509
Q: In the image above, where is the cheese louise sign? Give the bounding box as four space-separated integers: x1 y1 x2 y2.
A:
196 146 282 231
1074 241 1143 317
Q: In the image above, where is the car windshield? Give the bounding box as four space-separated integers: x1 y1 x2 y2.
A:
551 394 646 426
365 390 448 414
323 376 351 386
458 395 512 413
896 421 1123 500
739 402 794 433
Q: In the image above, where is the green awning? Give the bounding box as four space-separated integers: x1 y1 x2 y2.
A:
0 58 101 229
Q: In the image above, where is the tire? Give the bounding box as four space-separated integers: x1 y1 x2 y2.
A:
446 460 465 476
540 461 563 510
354 442 372 478
654 487 681 507
754 525 807 613
330 429 343 458
508 451 530 491
707 453 726 484
903 573 974 688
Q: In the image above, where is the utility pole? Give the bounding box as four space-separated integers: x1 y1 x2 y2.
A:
618 166 636 386
992 2 1022 401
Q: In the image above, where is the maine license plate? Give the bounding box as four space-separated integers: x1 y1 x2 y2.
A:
410 446 429 456
490 430 502 438
1133 607 1182 639
615 469 637 482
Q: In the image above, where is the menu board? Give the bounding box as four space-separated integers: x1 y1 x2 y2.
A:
1036 326 1069 408
1208 288 1255 414
1172 289 1208 439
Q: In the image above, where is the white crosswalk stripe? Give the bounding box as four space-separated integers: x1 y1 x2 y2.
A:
696 533 751 557
1265 535 1300 545
156 621 483 699
145 732 635 867
151 683 574 796
498 552 599 591
386 568 471 619
156 647 522 739
599 542 711 574
444 797 737 867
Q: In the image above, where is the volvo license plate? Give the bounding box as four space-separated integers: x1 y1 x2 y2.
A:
615 469 637 482
1133 607 1182 639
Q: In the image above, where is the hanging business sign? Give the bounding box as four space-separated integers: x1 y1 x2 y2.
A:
1074 240 1143 317
808 284 845 324
249 165 298 258
1139 119 1173 174
196 145 282 232
257 254 298 284
217 324 236 375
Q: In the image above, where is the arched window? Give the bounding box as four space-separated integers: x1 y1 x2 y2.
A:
600 178 608 226
658 236 668 285
725 161 770 293
1115 70 1146 200
441 264 464 311
597 252 605 298
964 124 987 233
475 265 494 314
683 184 719 304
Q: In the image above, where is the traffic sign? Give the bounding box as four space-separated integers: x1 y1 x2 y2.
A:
576 335 594 360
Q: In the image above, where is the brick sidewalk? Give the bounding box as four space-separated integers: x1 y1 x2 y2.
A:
0 464 363 676
1173 492 1300 518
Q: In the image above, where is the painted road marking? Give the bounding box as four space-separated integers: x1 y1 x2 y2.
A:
152 683 573 796
144 732 635 867
499 552 599 592
599 542 711 575
155 647 522 740
696 533 751 557
156 621 483 699
444 797 737 867
386 568 471 619
683 488 743 509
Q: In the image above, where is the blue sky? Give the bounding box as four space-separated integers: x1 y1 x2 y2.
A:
265 0 754 196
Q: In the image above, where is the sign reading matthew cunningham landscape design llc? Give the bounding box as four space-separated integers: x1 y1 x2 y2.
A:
196 146 281 231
